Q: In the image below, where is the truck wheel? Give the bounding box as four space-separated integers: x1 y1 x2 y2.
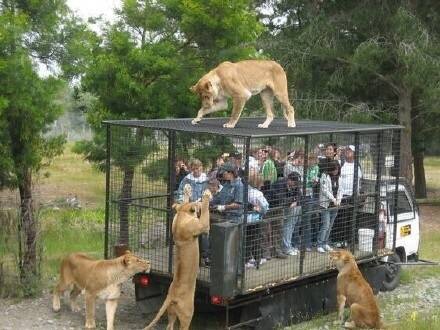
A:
381 253 401 291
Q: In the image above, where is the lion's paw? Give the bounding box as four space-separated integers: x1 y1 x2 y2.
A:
202 189 212 201
191 118 201 125
223 122 236 128
258 123 269 128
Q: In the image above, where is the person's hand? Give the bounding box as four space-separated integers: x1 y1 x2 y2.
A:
217 205 226 212
290 202 297 208
332 198 337 205
253 205 261 212
335 199 341 206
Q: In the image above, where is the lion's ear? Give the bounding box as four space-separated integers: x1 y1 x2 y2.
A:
190 85 197 93
123 253 131 266
204 81 212 92
172 203 181 211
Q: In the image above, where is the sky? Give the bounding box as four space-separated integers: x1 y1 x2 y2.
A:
66 0 121 21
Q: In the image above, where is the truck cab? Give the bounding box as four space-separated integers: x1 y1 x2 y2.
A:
362 177 420 290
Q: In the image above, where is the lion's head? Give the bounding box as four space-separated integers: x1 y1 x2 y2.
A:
190 80 214 109
122 251 151 274
329 249 356 270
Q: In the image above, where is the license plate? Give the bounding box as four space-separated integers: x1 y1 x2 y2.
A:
400 225 411 237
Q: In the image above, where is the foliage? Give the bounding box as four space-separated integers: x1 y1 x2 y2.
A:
259 0 440 188
76 0 263 173
0 0 92 292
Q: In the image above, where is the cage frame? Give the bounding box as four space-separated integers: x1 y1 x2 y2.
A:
103 117 403 297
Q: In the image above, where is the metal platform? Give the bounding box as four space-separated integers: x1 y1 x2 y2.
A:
103 117 403 138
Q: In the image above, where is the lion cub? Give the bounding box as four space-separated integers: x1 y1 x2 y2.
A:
53 251 150 330
329 250 383 329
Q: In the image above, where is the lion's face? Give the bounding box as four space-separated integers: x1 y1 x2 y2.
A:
329 250 354 269
123 252 151 274
190 81 214 108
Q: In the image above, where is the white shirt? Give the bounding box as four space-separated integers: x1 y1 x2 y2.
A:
339 162 362 196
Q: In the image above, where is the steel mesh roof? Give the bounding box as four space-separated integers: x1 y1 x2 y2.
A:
103 117 402 137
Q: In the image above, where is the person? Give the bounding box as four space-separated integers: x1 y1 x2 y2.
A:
283 149 304 178
229 152 245 177
210 163 244 223
275 172 302 256
199 178 222 266
317 160 342 253
176 159 208 203
271 148 285 178
335 144 363 247
318 142 340 177
260 147 278 184
175 160 189 190
208 154 226 180
249 148 260 172
339 145 362 198
245 170 269 268
300 152 320 252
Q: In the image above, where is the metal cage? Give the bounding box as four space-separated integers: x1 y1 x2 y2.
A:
103 118 402 297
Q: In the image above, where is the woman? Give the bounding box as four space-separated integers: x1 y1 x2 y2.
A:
317 160 342 253
245 170 269 268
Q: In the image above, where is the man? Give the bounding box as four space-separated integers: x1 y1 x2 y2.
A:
335 145 362 247
210 163 244 223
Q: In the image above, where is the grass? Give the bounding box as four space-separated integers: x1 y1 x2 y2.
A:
36 143 105 208
40 208 105 279
424 156 440 200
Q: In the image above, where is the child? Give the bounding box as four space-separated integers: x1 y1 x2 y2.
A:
317 160 342 253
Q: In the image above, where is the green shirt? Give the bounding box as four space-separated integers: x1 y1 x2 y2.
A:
262 159 277 184
306 164 319 188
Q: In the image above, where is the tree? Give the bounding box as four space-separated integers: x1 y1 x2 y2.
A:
0 0 90 291
259 0 440 195
75 0 263 250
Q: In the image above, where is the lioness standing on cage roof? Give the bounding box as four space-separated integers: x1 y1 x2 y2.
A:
190 60 296 129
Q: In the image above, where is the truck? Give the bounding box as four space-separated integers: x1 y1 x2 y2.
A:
102 118 420 329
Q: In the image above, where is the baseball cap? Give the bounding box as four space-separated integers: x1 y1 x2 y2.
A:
347 145 355 152
220 162 237 173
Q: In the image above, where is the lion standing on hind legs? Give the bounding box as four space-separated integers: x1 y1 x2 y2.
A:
144 185 212 330
190 60 296 129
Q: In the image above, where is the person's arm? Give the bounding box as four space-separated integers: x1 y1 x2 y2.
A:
176 177 188 202
320 174 336 203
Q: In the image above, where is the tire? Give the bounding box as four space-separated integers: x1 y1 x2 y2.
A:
381 253 401 291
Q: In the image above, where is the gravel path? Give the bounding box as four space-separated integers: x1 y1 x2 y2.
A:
1 276 440 330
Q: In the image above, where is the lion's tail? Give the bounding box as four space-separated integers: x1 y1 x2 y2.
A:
143 297 171 330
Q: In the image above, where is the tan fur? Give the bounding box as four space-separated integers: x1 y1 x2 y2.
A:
329 250 383 329
144 187 212 330
52 251 150 330
190 60 295 128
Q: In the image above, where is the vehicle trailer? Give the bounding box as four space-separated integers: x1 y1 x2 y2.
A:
103 118 417 328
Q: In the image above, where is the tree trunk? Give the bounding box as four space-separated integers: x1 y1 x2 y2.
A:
119 165 135 247
18 170 38 280
412 104 427 198
398 89 413 184
116 128 144 251
413 151 427 198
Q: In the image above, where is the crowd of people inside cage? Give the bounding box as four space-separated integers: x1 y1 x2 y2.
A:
173 141 363 269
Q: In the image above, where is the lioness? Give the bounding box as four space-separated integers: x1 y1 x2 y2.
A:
190 60 295 128
329 250 383 329
144 187 212 330
52 251 150 330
